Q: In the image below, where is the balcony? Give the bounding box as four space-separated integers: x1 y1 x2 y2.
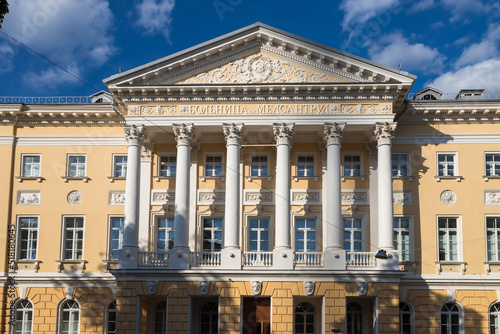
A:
138 251 169 267
294 252 325 267
242 251 273 267
190 252 221 267
346 252 377 267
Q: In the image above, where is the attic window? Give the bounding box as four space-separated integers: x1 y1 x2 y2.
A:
420 94 437 100
94 98 104 103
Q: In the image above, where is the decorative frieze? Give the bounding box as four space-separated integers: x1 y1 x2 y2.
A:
291 190 321 205
393 191 412 206
485 190 500 205
341 190 369 205
151 190 175 205
108 191 126 206
198 190 225 205
440 190 456 206
17 191 41 205
243 190 274 205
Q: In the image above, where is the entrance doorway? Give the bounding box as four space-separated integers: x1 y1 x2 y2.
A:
242 297 271 334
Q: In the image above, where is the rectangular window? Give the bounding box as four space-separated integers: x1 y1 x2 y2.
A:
21 155 41 177
109 217 124 260
159 156 176 177
205 156 223 177
157 217 174 251
67 155 86 177
297 155 314 177
486 154 500 177
251 156 268 177
438 217 459 261
343 155 361 177
392 154 409 177
202 218 223 252
113 155 127 177
394 217 411 262
437 153 456 177
248 218 270 252
295 218 316 252
343 218 362 252
18 217 38 260
487 217 500 261
63 217 84 260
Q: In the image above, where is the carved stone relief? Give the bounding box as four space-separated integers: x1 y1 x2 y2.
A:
485 190 500 205
393 191 412 206
147 281 158 295
198 190 225 205
151 190 175 205
244 191 274 204
356 282 367 296
67 191 82 206
341 190 369 205
251 281 262 296
291 191 321 205
17 191 41 205
108 191 126 206
304 281 315 296
440 190 456 206
199 281 210 295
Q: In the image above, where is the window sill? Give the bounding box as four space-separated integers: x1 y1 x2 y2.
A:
341 176 367 182
10 260 41 273
16 176 44 183
435 261 466 275
393 176 415 182
293 175 319 182
154 176 175 182
56 260 86 273
247 175 273 182
483 175 500 182
108 176 125 183
62 176 90 183
434 175 463 182
200 176 225 182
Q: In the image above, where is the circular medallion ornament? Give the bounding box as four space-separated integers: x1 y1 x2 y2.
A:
440 190 456 206
67 191 82 205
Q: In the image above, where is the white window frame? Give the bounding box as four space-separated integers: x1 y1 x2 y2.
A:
485 152 500 177
295 153 316 177
489 302 500 334
16 216 39 261
58 299 80 334
66 154 87 178
107 216 124 261
198 216 224 252
204 154 224 178
104 300 117 334
342 153 363 177
153 215 175 252
343 217 364 253
399 301 414 334
245 216 273 252
394 216 413 262
436 216 462 262
20 154 41 178
291 210 321 253
112 154 127 178
157 154 177 177
293 297 323 334
439 301 464 334
61 216 85 261
437 152 457 177
485 215 500 262
14 299 34 334
249 153 270 178
392 153 410 177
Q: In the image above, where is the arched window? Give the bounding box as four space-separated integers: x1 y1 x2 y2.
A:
294 302 315 333
399 302 412 334
14 299 33 334
440 302 460 334
106 301 116 334
154 301 167 334
420 94 438 100
200 302 218 334
347 302 363 334
60 300 80 334
490 303 500 334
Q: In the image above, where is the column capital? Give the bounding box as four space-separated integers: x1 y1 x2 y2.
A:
324 123 346 146
273 123 294 145
173 123 194 147
373 122 396 146
124 125 145 146
223 123 243 146
141 143 154 162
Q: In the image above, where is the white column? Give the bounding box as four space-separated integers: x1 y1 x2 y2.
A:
223 123 243 249
374 122 396 251
138 143 153 251
170 123 194 269
120 125 144 269
324 123 345 250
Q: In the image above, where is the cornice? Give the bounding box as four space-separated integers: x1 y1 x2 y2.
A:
15 136 127 146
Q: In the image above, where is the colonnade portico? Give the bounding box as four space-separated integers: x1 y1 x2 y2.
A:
120 121 398 270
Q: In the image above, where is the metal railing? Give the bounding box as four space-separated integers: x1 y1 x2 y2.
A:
242 251 273 266
346 252 377 267
0 97 92 104
190 252 221 267
407 92 500 100
294 252 325 266
138 251 169 267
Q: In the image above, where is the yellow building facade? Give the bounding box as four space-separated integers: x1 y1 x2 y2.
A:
2 23 500 333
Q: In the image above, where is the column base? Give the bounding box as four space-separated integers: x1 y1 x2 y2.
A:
169 247 191 270
118 247 138 270
324 249 346 270
273 248 294 269
376 251 399 270
221 248 242 269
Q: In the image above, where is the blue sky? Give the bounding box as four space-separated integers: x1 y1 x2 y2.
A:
1 0 499 97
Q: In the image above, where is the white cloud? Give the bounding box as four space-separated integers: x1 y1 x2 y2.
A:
340 0 400 32
441 0 497 22
23 63 82 89
427 58 500 92
455 24 500 67
135 0 175 40
367 33 445 73
409 0 434 12
3 0 115 65
0 42 15 73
